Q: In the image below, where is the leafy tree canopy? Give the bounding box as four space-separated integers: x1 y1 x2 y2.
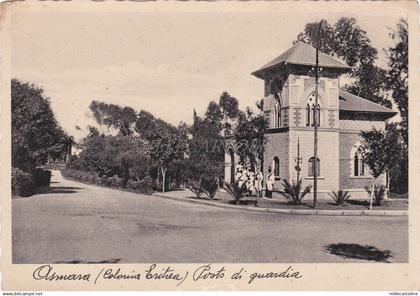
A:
295 17 392 108
234 107 267 168
89 100 137 136
358 128 401 179
12 79 71 172
386 18 408 146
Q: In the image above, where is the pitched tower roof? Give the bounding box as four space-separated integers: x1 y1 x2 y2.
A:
252 41 351 79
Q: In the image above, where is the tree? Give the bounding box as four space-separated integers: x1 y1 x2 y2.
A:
358 128 401 209
196 108 225 164
386 18 408 146
386 122 408 194
296 18 391 107
234 107 267 172
89 100 137 136
115 147 151 184
218 92 239 136
183 114 224 199
135 111 187 193
204 101 223 131
182 156 221 199
12 79 70 172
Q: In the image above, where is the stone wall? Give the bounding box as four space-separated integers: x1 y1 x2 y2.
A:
338 120 386 199
339 119 385 132
289 129 340 197
263 132 289 190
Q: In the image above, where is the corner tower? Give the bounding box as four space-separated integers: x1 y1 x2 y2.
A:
252 41 351 196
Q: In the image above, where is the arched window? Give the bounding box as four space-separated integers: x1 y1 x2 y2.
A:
274 157 280 179
306 104 311 126
274 102 280 127
354 154 359 176
308 157 320 177
353 153 365 176
351 144 366 177
306 93 321 127
316 104 321 127
270 78 283 96
271 94 282 128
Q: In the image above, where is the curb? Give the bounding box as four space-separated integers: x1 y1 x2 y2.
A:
152 193 408 217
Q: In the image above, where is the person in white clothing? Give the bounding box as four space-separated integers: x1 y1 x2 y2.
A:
265 166 274 198
247 171 256 196
256 170 263 197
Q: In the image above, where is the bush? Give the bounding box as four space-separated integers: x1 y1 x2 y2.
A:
12 167 36 197
32 168 52 187
329 190 351 206
223 181 248 205
62 168 153 194
279 179 312 205
62 168 100 185
202 178 218 199
182 157 222 199
126 176 153 194
364 185 387 206
108 175 124 188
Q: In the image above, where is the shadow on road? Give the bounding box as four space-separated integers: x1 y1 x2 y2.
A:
325 243 392 262
45 186 84 194
54 258 121 264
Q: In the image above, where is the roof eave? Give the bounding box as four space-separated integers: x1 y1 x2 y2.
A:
252 61 351 79
251 62 286 79
339 109 397 119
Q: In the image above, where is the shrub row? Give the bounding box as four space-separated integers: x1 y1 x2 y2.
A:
33 168 52 187
62 168 153 195
12 167 52 197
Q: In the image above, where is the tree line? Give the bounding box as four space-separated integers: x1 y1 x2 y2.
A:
11 17 408 198
296 17 408 195
11 79 73 196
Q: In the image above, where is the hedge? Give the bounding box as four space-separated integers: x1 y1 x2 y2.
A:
12 167 52 197
32 168 52 187
126 176 153 194
62 168 153 195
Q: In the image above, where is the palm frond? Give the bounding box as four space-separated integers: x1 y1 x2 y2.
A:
280 179 312 205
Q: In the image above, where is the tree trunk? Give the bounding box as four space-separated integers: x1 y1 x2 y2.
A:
161 167 166 194
369 178 375 210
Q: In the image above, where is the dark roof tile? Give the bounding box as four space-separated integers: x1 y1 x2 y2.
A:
339 90 396 117
252 41 351 78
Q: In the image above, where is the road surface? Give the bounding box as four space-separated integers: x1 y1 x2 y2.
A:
12 171 408 263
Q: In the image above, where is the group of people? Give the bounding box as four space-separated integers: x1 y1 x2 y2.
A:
234 165 275 198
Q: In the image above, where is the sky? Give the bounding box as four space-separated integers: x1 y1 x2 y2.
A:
10 2 406 140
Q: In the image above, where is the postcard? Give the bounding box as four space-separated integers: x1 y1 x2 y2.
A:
0 0 419 291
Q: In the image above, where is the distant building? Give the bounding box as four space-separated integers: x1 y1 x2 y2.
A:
224 41 396 199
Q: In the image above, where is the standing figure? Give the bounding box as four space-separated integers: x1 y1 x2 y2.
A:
266 167 274 198
256 170 263 197
248 171 256 196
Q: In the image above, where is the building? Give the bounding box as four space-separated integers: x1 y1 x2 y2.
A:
224 41 396 199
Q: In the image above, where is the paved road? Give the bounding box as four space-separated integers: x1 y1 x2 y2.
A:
12 171 408 264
